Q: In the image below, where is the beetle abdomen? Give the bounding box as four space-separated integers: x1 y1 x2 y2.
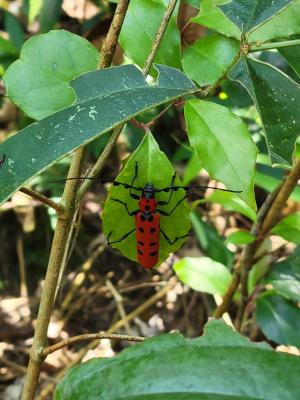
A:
135 212 160 269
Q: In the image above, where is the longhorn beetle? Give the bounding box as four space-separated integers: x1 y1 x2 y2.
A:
107 161 242 269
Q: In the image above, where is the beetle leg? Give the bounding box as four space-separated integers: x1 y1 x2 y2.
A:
160 228 190 245
157 172 177 206
110 197 139 216
107 228 136 245
157 194 187 216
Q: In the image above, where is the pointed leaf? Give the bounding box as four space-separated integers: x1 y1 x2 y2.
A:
3 30 100 120
272 212 300 244
185 99 257 209
182 34 239 86
230 57 300 166
173 256 232 295
218 0 293 33
256 294 300 346
279 45 300 78
102 132 191 266
0 65 196 205
55 319 300 400
119 0 180 73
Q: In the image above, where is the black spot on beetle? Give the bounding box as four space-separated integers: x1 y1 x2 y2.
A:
138 249 143 255
150 227 156 233
138 241 144 246
148 215 154 222
150 251 158 257
138 227 144 233
150 242 156 246
140 215 145 221
145 205 150 210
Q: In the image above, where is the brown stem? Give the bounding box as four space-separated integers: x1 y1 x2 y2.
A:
42 333 145 357
20 187 63 214
20 2 131 398
214 159 300 324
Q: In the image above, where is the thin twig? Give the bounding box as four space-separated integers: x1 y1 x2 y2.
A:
20 187 63 214
42 333 145 357
143 0 178 77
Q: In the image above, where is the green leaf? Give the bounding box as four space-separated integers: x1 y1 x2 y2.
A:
182 34 239 86
218 0 293 33
184 99 257 209
0 64 196 205
55 319 300 400
190 211 234 267
29 0 42 23
256 294 300 346
4 10 25 51
271 280 300 302
4 30 100 120
182 152 202 185
230 57 300 166
249 0 300 41
102 132 191 266
0 36 19 57
226 230 255 245
39 0 63 32
192 0 240 39
272 212 300 244
119 0 181 73
255 170 300 202
279 45 300 78
202 191 257 221
173 256 232 295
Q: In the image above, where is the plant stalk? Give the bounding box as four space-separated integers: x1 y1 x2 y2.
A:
249 38 300 52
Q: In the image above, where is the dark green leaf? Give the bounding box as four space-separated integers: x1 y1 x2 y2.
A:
230 57 300 166
102 132 191 266
3 10 25 51
182 34 239 86
39 0 63 32
190 211 234 267
119 0 180 73
185 99 257 209
272 212 300 244
0 65 196 205
173 256 232 294
279 45 300 78
256 294 300 346
218 0 293 33
4 30 100 119
55 319 300 400
226 230 255 245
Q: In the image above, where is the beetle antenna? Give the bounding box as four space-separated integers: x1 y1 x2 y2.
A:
156 184 242 193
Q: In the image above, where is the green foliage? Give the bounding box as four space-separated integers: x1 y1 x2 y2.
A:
230 57 300 166
54 319 300 399
256 294 300 346
185 100 257 209
218 0 293 33
4 30 100 119
102 132 191 265
0 64 195 205
119 0 180 73
226 230 255 246
182 34 239 86
279 44 300 78
173 257 232 295
272 212 300 244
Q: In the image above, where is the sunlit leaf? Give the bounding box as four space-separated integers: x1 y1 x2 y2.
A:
4 30 100 119
185 99 257 209
182 34 239 86
272 212 300 244
119 0 180 73
173 256 232 295
226 230 255 246
0 64 196 205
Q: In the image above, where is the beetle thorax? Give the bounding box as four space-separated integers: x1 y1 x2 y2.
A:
139 183 156 212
